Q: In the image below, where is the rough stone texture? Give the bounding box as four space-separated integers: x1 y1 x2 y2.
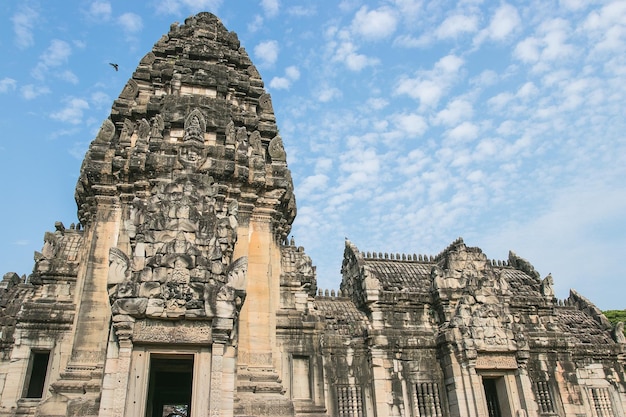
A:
1 12 626 417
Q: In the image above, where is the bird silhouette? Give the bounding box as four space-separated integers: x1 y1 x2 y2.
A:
109 63 119 71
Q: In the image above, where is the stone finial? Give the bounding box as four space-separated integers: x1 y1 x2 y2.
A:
508 250 541 280
54 221 66 235
612 322 626 344
541 274 554 298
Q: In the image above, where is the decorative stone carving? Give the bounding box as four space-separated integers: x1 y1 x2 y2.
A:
540 274 554 298
269 135 286 162
612 322 626 344
179 109 207 168
247 65 261 79
225 120 236 145
150 114 164 138
119 79 139 100
508 250 540 280
108 248 130 285
95 118 115 143
140 51 156 66
258 93 274 114
137 118 150 140
120 119 134 142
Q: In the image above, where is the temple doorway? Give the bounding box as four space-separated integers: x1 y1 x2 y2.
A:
145 355 194 417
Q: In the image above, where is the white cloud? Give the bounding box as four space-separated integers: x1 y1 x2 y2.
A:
333 41 379 71
269 66 300 90
58 70 79 84
270 77 290 90
118 12 143 33
487 92 514 110
287 5 316 17
297 174 329 199
366 97 388 110
12 5 38 49
517 82 538 99
0 78 17 94
87 1 112 21
351 6 398 40
393 0 423 22
514 19 575 69
488 4 520 40
254 40 279 67
285 66 300 80
31 39 73 80
514 37 541 62
583 2 626 53
91 91 111 108
392 113 428 137
559 0 587 11
261 0 280 17
393 34 431 48
337 146 381 193
475 3 520 45
436 14 479 39
155 0 223 15
42 40 72 67
316 86 342 102
395 54 464 108
248 15 264 32
21 84 50 100
445 121 479 143
50 98 90 124
433 98 474 126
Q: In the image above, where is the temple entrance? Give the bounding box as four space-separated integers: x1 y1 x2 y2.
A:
482 378 502 417
145 355 194 417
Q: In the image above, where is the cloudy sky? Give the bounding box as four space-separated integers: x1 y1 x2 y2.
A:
1 0 625 309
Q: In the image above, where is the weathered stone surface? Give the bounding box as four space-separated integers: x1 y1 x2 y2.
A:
1 11 625 417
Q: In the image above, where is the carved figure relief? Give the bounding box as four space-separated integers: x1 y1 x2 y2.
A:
150 114 164 138
269 135 286 162
120 119 135 142
95 118 116 143
108 171 245 339
119 79 139 100
179 109 207 169
137 118 151 140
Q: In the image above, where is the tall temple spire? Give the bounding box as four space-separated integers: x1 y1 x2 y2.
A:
75 12 296 240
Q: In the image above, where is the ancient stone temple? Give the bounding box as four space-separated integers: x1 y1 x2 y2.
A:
1 12 625 417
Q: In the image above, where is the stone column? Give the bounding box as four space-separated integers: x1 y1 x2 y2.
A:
98 321 134 417
238 213 276 367
209 343 225 417
52 195 121 415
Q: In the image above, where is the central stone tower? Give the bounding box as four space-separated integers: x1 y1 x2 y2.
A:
69 12 296 417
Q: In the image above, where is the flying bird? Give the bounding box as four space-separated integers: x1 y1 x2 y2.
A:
109 63 119 71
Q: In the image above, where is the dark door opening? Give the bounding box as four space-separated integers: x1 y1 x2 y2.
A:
145 355 194 417
483 378 502 417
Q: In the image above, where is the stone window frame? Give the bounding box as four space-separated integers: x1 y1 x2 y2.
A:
336 384 364 417
533 380 558 416
21 349 52 399
586 386 617 417
412 381 444 417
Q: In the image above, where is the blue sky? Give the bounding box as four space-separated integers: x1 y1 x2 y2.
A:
1 0 625 309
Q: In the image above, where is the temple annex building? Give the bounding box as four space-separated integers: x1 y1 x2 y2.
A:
1 12 625 417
